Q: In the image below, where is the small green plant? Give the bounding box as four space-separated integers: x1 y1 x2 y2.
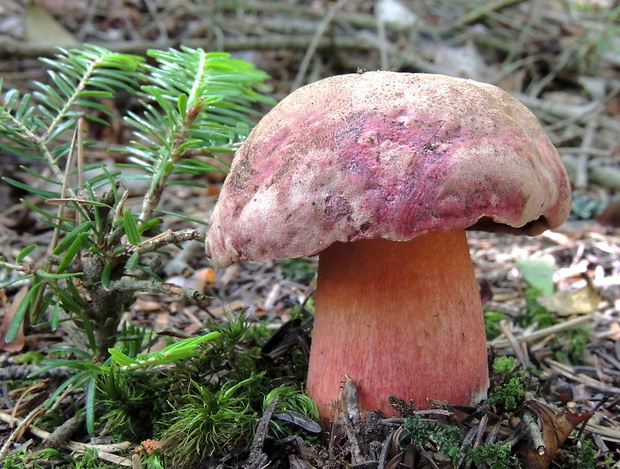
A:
263 385 319 435
160 376 319 466
516 288 590 364
516 259 592 364
163 375 261 465
556 439 599 469
483 310 508 340
519 287 556 329
399 414 462 465
2 448 39 469
492 355 521 375
488 356 527 411
0 45 273 442
89 317 318 464
280 257 317 284
400 414 523 468
464 442 521 469
69 449 100 469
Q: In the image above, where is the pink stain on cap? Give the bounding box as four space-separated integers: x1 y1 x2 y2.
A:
205 72 571 268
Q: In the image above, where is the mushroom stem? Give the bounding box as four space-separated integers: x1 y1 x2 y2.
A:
306 230 489 423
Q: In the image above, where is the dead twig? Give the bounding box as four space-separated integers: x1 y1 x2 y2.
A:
0 410 132 466
489 314 594 349
245 396 279 468
292 0 350 90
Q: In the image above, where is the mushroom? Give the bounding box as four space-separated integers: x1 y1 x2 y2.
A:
205 72 571 423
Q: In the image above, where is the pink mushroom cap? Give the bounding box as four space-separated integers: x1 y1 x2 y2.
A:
205 72 571 268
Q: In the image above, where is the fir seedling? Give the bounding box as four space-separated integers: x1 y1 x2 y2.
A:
0 45 273 439
1 46 271 358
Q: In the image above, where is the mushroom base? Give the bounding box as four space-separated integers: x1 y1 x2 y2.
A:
306 230 489 423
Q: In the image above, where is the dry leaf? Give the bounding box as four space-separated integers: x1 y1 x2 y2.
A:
597 200 620 227
194 267 217 293
538 284 601 316
24 2 78 47
517 399 592 469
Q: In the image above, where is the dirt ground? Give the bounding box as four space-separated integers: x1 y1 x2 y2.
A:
0 0 619 467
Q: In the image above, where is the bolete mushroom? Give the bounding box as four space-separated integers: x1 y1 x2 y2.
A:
205 72 571 423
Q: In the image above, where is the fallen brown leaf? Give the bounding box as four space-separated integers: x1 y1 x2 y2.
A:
517 399 593 469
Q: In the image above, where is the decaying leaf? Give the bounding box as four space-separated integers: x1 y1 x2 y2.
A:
517 399 592 469
24 2 78 47
538 283 602 316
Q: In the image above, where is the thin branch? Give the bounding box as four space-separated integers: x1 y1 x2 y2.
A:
0 410 132 466
447 0 530 30
575 116 599 189
108 279 210 302
128 228 204 254
489 314 594 349
292 0 350 90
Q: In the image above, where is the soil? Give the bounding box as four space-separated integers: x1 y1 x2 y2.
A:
0 1 619 467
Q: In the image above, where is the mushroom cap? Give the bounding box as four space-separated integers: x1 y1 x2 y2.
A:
205 72 571 268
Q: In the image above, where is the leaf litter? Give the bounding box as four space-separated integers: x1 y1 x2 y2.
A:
1 0 620 467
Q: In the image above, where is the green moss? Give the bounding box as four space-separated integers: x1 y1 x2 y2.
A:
280 257 317 284
465 442 521 468
488 356 528 411
484 310 508 340
399 415 462 465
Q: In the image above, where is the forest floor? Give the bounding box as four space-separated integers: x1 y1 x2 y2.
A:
0 0 619 468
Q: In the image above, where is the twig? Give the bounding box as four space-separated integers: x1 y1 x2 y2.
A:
419 448 441 469
0 35 361 59
340 378 365 464
0 410 132 466
575 113 599 190
45 413 85 448
501 0 543 67
0 404 47 461
128 228 204 254
489 314 594 349
246 396 279 467
585 422 620 442
523 409 546 457
108 279 210 302
0 259 29 272
375 9 389 70
544 359 620 394
377 429 394 469
0 364 73 380
340 411 364 465
345 377 362 426
292 0 350 90
498 319 531 368
447 0 530 30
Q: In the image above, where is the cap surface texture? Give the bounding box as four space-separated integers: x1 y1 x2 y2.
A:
205 72 571 268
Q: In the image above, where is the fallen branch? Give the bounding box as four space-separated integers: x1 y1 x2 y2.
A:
0 410 132 466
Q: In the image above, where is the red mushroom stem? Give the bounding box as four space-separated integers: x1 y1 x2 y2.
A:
306 229 489 423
